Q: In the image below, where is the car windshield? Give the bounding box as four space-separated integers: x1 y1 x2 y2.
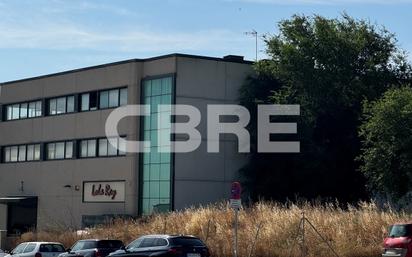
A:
390 225 412 237
169 238 205 247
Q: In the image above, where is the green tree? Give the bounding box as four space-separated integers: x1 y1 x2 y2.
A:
240 14 412 202
359 87 412 199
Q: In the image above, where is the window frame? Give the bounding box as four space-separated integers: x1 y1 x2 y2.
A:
3 99 43 121
2 143 42 163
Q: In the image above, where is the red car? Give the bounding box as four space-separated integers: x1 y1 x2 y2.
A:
383 223 412 257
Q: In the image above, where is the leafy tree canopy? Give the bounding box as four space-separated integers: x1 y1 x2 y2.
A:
240 14 412 202
359 87 412 199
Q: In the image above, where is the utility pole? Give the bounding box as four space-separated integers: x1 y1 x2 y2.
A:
244 29 258 61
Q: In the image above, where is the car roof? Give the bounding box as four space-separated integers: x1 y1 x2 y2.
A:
392 223 412 226
21 242 63 244
138 234 199 239
77 239 122 242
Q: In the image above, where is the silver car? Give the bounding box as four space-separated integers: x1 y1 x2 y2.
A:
5 242 65 257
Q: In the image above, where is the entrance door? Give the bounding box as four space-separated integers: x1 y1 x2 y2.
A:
7 198 37 235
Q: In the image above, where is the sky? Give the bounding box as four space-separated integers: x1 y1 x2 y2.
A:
1 0 412 82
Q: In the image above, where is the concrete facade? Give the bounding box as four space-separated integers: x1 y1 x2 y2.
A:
0 54 252 232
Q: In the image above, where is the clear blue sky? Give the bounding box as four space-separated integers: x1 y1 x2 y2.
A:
1 0 412 82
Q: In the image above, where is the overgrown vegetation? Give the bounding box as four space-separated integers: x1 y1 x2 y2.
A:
17 202 410 257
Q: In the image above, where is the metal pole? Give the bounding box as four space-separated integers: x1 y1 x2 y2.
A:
234 208 239 257
302 212 306 257
255 32 258 62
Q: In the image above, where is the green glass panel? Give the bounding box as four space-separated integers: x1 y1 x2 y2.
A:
144 116 151 130
143 165 150 181
143 181 150 196
144 81 151 97
160 146 171 163
142 198 150 215
161 94 171 105
151 79 162 96
151 96 161 113
150 147 160 163
149 182 160 198
150 198 160 213
159 181 170 198
144 131 151 141
161 77 172 94
143 151 150 163
150 130 158 146
150 164 160 180
159 198 170 204
150 115 158 129
160 164 170 180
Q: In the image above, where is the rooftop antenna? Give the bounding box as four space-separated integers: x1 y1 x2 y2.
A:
244 29 258 62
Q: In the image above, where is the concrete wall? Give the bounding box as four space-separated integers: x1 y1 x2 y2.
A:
173 57 252 209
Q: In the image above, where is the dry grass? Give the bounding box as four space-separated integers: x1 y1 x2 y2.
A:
16 201 412 257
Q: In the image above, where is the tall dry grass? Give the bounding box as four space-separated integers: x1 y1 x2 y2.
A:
16 202 412 257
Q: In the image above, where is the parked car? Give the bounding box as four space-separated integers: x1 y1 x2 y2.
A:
5 242 65 257
0 249 7 257
58 239 124 257
109 235 210 257
383 223 412 257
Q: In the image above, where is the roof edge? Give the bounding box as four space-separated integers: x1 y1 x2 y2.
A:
1 53 253 85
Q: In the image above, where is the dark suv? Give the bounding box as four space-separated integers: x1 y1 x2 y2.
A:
59 239 124 257
109 235 210 257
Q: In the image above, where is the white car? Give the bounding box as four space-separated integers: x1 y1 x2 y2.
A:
5 242 65 257
0 249 7 257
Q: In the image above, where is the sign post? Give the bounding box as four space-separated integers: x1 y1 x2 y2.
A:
230 182 241 257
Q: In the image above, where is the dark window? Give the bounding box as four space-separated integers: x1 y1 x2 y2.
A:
140 238 156 248
81 92 97 111
154 238 168 247
39 244 65 253
389 225 412 237
97 240 123 249
169 238 205 247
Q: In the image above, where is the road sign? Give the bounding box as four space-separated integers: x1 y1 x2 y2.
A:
231 182 241 199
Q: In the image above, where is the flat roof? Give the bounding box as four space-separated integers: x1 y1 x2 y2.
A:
0 53 253 86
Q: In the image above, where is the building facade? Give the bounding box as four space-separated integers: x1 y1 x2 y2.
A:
0 54 252 233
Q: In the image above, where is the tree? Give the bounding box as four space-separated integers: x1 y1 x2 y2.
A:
359 87 412 199
240 14 412 202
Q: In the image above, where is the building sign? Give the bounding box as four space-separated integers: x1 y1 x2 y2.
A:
83 181 125 202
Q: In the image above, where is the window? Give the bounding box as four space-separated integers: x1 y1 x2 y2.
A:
3 144 41 163
80 139 97 158
23 243 36 253
48 95 75 115
98 137 126 157
99 87 127 109
5 100 42 121
81 92 97 111
140 238 156 248
46 141 73 160
141 77 173 215
12 243 27 254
